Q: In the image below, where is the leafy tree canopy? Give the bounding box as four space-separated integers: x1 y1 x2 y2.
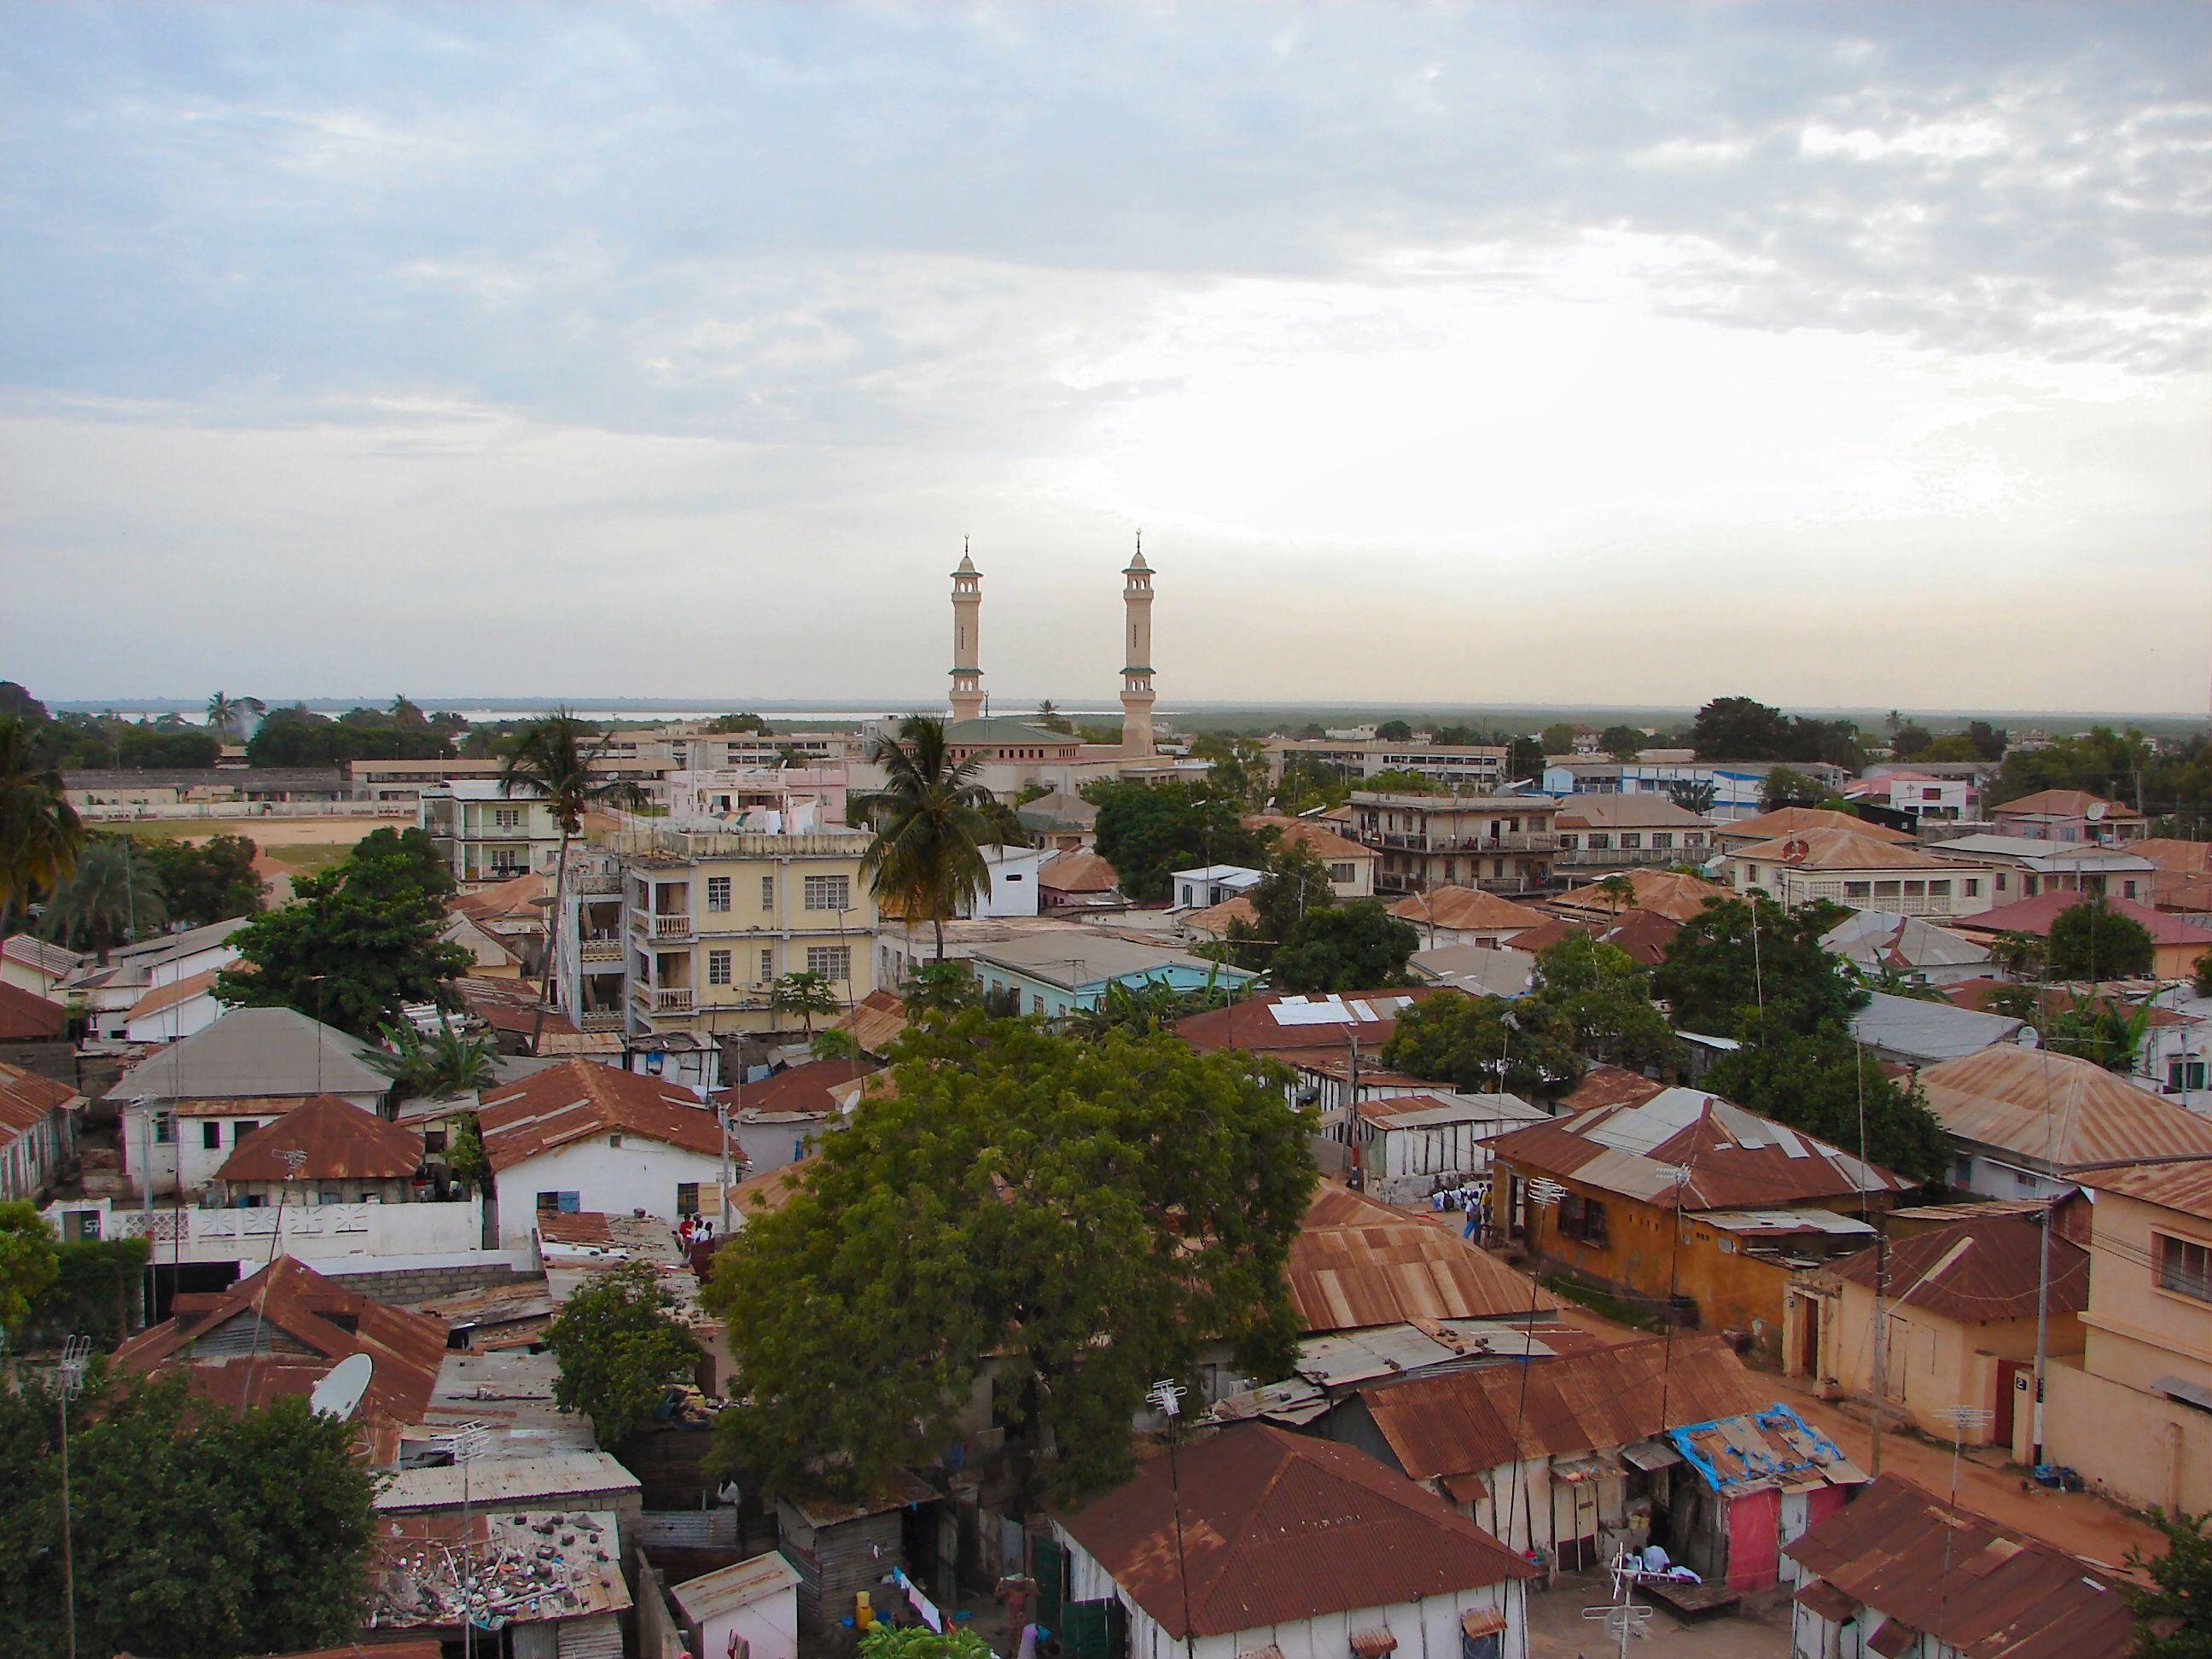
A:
1600 725 1645 760
1528 934 1685 1075
215 827 470 1037
2040 992 2149 1074
1889 721 1934 759
2195 951 2212 999
1275 758 1353 816
1651 894 1863 1037
1990 725 2149 808
1088 780 1270 905
546 1260 704 1447
1703 1018 1948 1184
2045 893 2156 981
1267 899 1419 994
363 1019 498 1099
2125 1506 2212 1659
1540 722 1577 754
138 833 263 928
0 1201 60 1334
1691 696 1863 768
39 837 167 952
1364 767 1441 795
0 1371 376 1659
704 1015 1314 1507
1761 766 1846 812
1375 719 1414 742
1381 991 1586 1102
1219 838 1335 974
246 703 455 765
1667 778 1719 817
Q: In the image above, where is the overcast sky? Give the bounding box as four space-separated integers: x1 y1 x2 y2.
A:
3 3 2207 713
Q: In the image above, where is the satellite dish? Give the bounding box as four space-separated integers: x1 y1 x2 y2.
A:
310 1353 375 1422
2087 801 2108 821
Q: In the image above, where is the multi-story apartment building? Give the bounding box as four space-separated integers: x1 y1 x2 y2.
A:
1540 758 1850 822
1266 738 1509 793
597 823 879 1042
418 782 563 887
1346 792 1559 895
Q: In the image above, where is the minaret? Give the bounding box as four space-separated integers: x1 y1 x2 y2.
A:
948 541 984 725
1120 534 1156 759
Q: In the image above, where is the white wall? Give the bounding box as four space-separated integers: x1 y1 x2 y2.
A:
968 845 1046 919
122 1094 387 1197
126 989 226 1045
498 1133 728 1250
47 1193 489 1267
693 1585 798 1659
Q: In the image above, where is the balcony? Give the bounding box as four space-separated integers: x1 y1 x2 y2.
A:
1553 846 1693 868
577 1010 626 1033
632 984 694 1014
632 911 695 941
1357 830 1559 854
570 870 622 895
576 937 623 963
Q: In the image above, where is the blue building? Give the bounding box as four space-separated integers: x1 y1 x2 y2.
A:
969 933 1255 1017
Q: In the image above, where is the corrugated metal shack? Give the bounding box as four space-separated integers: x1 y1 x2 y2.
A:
775 1469 941 1638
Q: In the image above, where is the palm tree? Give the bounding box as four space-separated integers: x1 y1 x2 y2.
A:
40 840 166 953
850 715 999 960
0 714 84 934
203 692 265 741
1666 779 1717 818
770 970 839 1038
363 1021 500 1099
500 710 647 1007
1596 873 1639 911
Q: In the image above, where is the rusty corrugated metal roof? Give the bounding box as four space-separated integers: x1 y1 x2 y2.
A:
1825 1213 2088 1324
1359 1334 1765 1480
1784 1476 2133 1658
1290 1185 1549 1331
1176 987 1451 1054
1916 1047 2212 1169
1053 1424 1533 1639
216 1093 424 1183
479 1059 720 1168
2073 1154 2212 1220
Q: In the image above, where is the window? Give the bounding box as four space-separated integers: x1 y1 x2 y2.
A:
2170 1059 2209 1093
1844 881 1871 899
493 808 522 830
1555 1193 1607 1247
677 1182 701 1218
1330 863 1354 883
804 875 850 911
608 1132 623 1148
760 876 775 909
708 949 732 987
1965 878 1981 898
1745 864 1760 883
1926 881 1950 898
760 948 775 983
154 1113 174 1145
2157 1234 2212 1302
236 1121 259 1141
202 1123 222 1150
807 945 852 980
424 1129 448 1153
1651 833 1673 851
707 876 731 912
1621 833 1642 850
2124 879 2139 899
537 1190 582 1214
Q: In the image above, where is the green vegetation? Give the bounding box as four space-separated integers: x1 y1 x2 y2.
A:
1652 894 1859 1034
138 833 263 927
546 1260 705 1447
15 1237 149 1348
1269 901 1420 993
1529 934 1685 1075
2195 951 2212 998
0 1371 377 1658
1705 1020 1950 1183
706 1014 1313 1506
245 701 457 765
853 715 1003 958
362 1020 499 1099
1691 696 1865 769
1382 992 1586 1102
0 711 85 934
1364 766 1441 795
216 827 471 1037
1088 778 1270 905
2045 892 2156 981
770 970 841 1036
500 709 649 997
861 1624 995 1659
0 1202 61 1335
2124 1507 2212 1658
1992 725 2211 838
38 839 167 952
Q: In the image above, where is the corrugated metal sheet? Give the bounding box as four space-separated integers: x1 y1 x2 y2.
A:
1917 1048 2212 1169
1784 1476 2133 1659
1668 1404 1863 1495
1053 1424 1534 1639
216 1093 424 1182
480 1060 722 1169
1825 1213 2090 1324
1359 1335 1766 1480
2073 1155 2212 1221
1290 1186 1550 1330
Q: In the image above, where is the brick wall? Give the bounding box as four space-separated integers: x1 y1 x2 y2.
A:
318 1260 540 1305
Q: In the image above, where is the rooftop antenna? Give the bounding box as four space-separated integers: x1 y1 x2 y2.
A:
1146 1379 1196 1659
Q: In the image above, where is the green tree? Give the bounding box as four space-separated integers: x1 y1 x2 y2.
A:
1599 725 1644 759
1539 722 1575 754
1187 733 1268 810
2042 992 2151 1073
363 1020 498 1099
202 691 265 741
138 833 264 927
215 828 472 1037
1528 934 1684 1074
1652 894 1862 1035
0 1202 60 1336
811 1026 863 1062
1889 722 1934 759
1988 930 2044 979
1761 766 1831 811
2194 951 2212 998
1267 899 1419 993
500 709 648 1003
0 1370 377 1658
900 958 981 1017
771 970 841 1037
546 1260 704 1447
1221 838 1334 973
445 1113 492 1190
1375 719 1414 742
705 1016 1313 1506
39 838 166 952
853 716 1001 958
1365 767 1441 795
1382 992 1587 1102
1506 735 1547 783
1089 779 1268 905
1965 720 2010 761
0 713 85 934
2125 1507 2212 1658
1704 1022 1947 1183
1275 758 1353 815
1990 725 2150 808
1033 700 1074 735
2045 894 2156 981
1691 696 1796 760
1062 975 1235 1039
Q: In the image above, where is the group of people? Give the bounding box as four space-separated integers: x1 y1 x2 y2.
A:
1430 1179 1489 1238
677 1214 719 1249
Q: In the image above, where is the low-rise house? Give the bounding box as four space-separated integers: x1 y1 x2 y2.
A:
478 1060 726 1249
1798 1210 2087 1447
670 1552 801 1659
711 1056 876 1173
1927 832 2157 906
0 933 81 1000
1036 848 1126 910
1948 889 2212 980
959 841 1047 917
1387 887 1551 950
1547 868 1732 925
1348 792 1560 897
122 964 230 1043
417 779 563 886
1051 1423 1536 1659
438 910 524 979
108 1007 391 1200
1524 907 1682 967
1016 787 1099 853
1989 788 2145 844
1709 807 1912 858
1551 795 1714 875
1664 1405 1865 1592
1784 1475 2132 1659
1485 1090 1912 1353
2038 1156 2212 1511
830 987 908 1058
215 1093 428 1208
0 1062 83 1201
1342 1335 1765 1569
1842 768 1974 824
449 867 554 979
1288 1185 1555 1343
1819 909 1992 988
1244 813 1377 898
67 916 249 1042
0 981 71 1078
969 932 1253 1018
1176 987 1447 1116
1409 943 1535 999
1846 990 2026 1066
1170 864 1266 911
1913 1046 2212 1200
113 1254 448 1464
1348 1091 1550 1203
1725 827 1994 919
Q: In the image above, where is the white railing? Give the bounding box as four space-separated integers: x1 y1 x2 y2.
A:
577 938 623 963
86 1197 483 1262
632 911 694 940
633 985 693 1013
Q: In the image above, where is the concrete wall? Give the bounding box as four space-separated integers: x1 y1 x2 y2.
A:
51 1193 491 1269
121 1092 387 1197
2080 1188 2212 1398
2041 1357 2212 1515
498 1134 725 1249
320 1258 540 1303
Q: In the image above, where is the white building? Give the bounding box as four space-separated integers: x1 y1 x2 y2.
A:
963 842 1048 919
1349 1091 1551 1206
0 1063 84 1202
67 917 247 1043
123 967 229 1043
1725 827 1995 919
418 780 564 887
478 1059 726 1250
670 1552 801 1659
1171 864 1266 911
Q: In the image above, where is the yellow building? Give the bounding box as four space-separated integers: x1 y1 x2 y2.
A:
605 824 879 1041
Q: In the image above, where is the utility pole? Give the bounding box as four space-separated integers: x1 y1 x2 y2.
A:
55 1335 90 1659
1868 1231 1889 1479
2031 1201 2052 1467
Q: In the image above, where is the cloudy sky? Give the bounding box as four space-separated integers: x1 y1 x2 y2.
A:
3 3 2207 713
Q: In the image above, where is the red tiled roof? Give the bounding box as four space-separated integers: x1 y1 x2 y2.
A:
1717 807 1912 845
1289 1185 1548 1330
1784 1475 2132 1658
1827 1213 2089 1324
1502 916 1597 954
1360 1335 1766 1479
112 1255 447 1447
1244 815 1372 862
1594 907 1680 965
216 1094 425 1183
0 981 67 1040
479 1059 720 1169
713 1057 877 1118
1054 1424 1533 1639
0 1061 81 1138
